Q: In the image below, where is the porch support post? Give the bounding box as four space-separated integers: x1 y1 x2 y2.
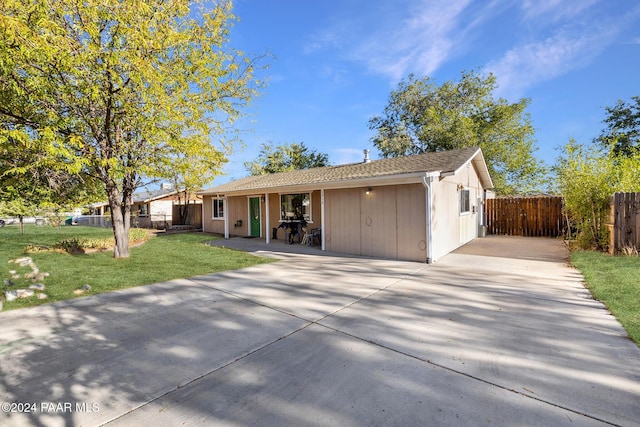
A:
265 193 270 244
321 189 326 251
223 196 229 240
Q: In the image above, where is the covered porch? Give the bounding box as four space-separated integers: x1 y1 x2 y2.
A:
203 190 326 250
206 235 330 260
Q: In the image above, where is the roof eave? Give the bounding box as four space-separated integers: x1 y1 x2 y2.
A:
199 172 439 197
440 148 493 189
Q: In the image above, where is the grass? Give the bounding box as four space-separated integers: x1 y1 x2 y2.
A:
0 225 274 311
571 250 640 346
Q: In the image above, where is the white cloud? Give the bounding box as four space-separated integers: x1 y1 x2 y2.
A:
352 0 473 80
305 0 482 81
304 0 639 97
486 18 621 99
521 0 599 22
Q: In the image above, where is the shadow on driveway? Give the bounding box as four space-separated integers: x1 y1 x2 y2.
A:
0 236 638 426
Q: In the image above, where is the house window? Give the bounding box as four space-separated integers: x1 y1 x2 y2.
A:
280 193 311 222
460 189 470 214
139 204 148 216
212 198 225 219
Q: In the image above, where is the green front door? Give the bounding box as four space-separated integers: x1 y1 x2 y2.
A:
249 197 261 237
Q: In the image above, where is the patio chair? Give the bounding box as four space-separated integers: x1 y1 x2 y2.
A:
308 227 321 246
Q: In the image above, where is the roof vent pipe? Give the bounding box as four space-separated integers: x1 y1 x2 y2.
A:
363 149 371 163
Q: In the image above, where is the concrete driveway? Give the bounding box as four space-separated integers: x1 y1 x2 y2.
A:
1 236 639 426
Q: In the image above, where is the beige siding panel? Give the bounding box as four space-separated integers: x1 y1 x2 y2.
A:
360 186 397 259
202 196 213 233
202 196 226 234
228 196 248 236
325 184 425 261
396 184 427 262
310 191 321 226
325 188 361 255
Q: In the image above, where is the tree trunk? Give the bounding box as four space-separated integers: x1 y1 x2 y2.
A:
106 186 130 258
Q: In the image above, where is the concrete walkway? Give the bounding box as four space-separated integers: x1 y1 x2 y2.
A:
0 236 638 426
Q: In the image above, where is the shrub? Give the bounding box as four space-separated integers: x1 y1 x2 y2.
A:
56 238 85 254
555 140 615 250
36 229 149 254
129 228 149 243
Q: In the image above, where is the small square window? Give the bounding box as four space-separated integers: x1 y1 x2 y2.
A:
212 198 224 219
460 189 470 214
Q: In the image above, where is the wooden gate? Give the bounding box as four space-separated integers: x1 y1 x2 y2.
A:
486 196 564 237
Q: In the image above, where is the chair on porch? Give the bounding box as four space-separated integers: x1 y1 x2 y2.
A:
307 227 321 247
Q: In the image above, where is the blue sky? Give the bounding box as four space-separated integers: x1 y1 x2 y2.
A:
216 0 640 184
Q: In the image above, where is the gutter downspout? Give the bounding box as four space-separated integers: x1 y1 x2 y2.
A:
421 173 439 264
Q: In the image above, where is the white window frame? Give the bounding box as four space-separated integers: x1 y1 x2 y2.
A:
460 188 471 215
279 192 312 222
212 198 225 220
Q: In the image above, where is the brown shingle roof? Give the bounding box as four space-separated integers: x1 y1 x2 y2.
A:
200 146 487 194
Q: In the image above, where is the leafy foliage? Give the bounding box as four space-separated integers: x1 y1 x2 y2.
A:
245 142 330 175
597 96 640 157
0 131 103 232
615 153 640 192
0 0 263 257
555 96 640 250
368 70 546 194
555 140 616 249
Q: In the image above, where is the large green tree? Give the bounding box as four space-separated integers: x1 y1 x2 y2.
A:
245 142 329 175
597 96 640 157
368 70 545 194
0 0 261 257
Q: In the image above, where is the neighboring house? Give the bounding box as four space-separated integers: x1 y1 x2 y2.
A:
199 147 493 263
90 184 202 228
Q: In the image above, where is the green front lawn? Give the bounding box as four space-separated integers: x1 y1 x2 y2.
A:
0 225 274 311
571 251 640 346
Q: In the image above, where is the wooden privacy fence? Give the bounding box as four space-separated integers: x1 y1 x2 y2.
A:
172 203 202 226
486 196 564 237
608 192 640 253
